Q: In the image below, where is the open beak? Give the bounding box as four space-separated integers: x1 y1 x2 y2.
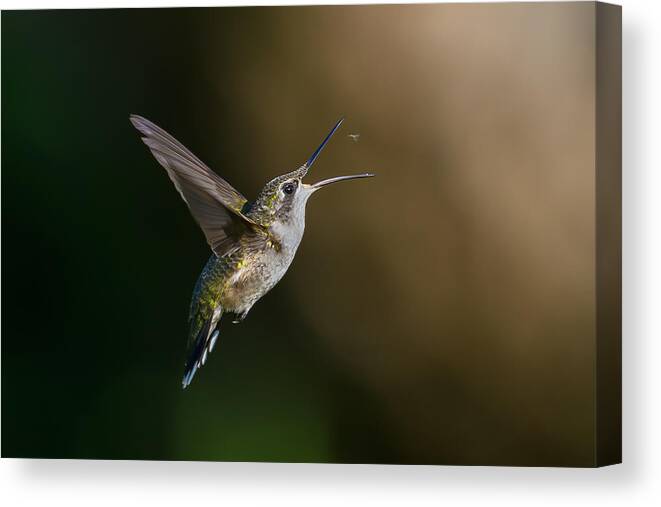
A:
301 118 375 191
311 173 375 190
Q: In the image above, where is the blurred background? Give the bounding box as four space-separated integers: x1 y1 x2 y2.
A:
2 3 597 466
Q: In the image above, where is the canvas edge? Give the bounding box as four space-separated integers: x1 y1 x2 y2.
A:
595 0 622 468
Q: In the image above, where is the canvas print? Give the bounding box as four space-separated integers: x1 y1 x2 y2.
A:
1 2 621 467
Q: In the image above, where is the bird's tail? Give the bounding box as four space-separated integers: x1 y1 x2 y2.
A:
182 311 222 389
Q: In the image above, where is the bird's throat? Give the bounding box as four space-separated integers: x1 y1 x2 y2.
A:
270 216 306 254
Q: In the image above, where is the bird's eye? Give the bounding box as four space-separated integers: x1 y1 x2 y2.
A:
283 182 296 195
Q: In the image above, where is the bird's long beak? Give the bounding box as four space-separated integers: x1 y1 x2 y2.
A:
311 173 375 190
304 117 345 170
301 118 375 191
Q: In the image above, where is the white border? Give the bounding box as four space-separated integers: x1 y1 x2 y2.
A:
0 0 624 9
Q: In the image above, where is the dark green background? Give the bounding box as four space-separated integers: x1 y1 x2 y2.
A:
2 4 600 465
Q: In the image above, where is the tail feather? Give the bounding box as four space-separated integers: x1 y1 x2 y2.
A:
182 311 222 389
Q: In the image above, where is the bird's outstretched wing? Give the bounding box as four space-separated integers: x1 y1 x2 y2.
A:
130 114 258 257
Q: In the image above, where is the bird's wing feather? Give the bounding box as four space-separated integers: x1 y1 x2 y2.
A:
130 114 260 257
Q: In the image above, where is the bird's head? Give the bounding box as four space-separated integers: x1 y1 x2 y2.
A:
249 118 374 226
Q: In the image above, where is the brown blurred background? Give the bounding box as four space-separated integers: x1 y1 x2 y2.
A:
2 2 598 465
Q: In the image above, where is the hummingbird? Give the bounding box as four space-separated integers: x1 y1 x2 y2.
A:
130 115 374 388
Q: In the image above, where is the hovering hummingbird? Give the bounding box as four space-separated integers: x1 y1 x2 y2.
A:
130 115 374 388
